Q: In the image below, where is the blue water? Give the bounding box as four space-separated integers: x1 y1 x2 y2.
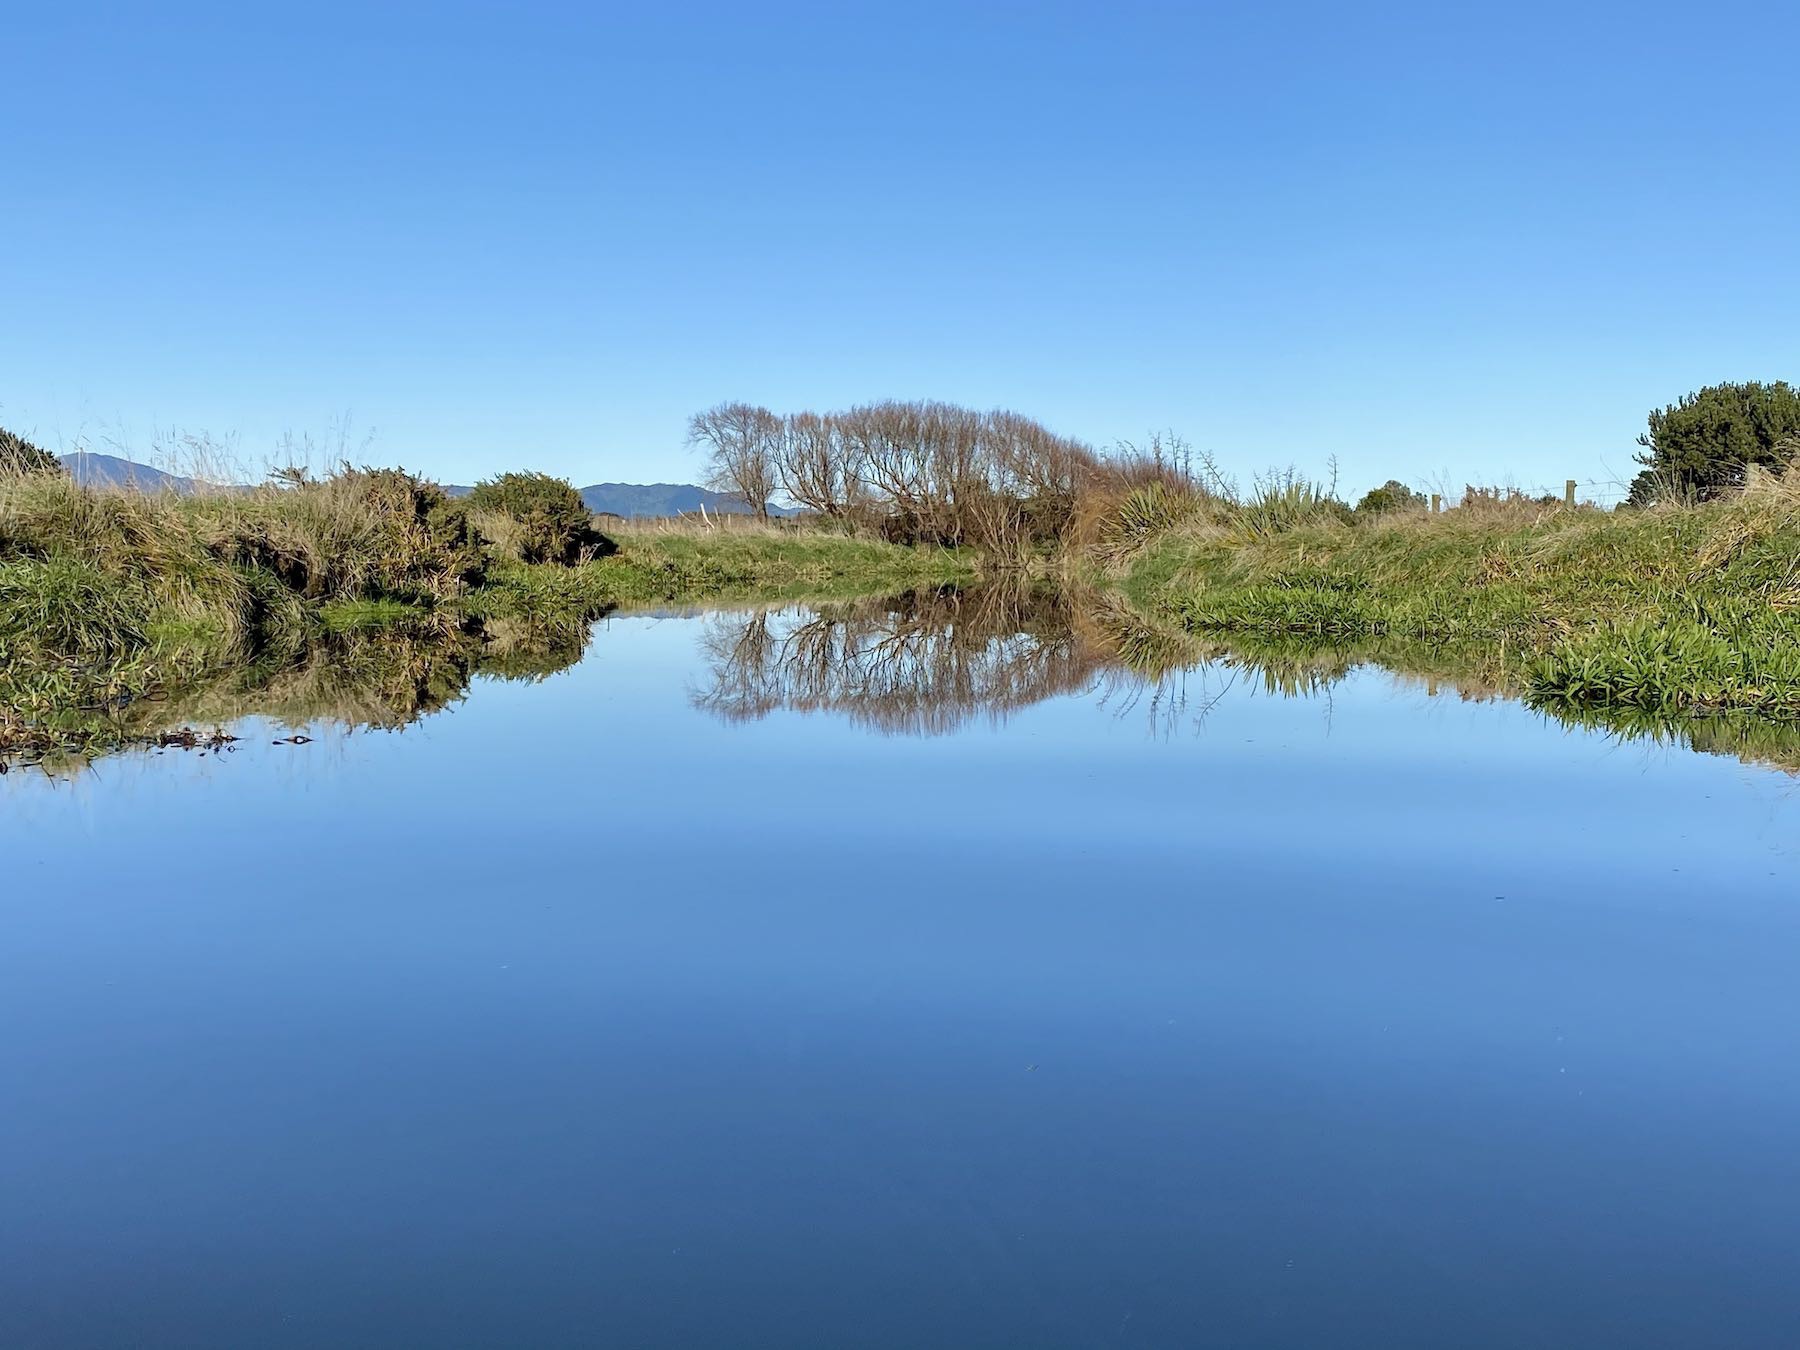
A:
5 608 1800 1347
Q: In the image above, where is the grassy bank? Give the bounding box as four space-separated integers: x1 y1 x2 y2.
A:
468 518 974 618
1107 484 1800 720
0 472 974 762
14 453 1800 764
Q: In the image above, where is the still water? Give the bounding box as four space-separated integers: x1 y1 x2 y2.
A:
5 596 1800 1347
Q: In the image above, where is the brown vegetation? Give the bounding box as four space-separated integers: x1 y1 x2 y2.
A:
686 398 1205 559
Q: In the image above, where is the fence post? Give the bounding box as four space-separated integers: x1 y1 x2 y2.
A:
1430 493 1441 514
1565 479 1576 508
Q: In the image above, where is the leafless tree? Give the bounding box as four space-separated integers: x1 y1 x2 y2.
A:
689 402 781 520
688 397 1109 551
777 411 865 522
837 400 986 544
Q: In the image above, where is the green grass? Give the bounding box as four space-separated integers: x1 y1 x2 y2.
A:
465 527 976 620
318 597 435 632
1114 492 1800 722
1526 610 1800 719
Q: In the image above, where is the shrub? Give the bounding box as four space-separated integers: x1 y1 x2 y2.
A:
1628 381 1800 505
467 472 611 565
0 427 62 478
338 467 489 597
1355 480 1423 515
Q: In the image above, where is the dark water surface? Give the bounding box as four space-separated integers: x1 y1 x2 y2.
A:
5 604 1800 1348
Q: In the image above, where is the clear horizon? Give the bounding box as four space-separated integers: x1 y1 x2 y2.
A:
7 1 1796 505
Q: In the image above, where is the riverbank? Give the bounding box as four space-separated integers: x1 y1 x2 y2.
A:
1109 486 1800 720
468 520 975 617
0 472 974 762
12 462 1800 765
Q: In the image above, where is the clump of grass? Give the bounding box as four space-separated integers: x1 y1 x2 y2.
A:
1229 470 1355 540
1091 481 1215 564
0 472 262 657
190 466 487 603
0 556 151 655
0 464 502 658
1075 460 1357 569
1527 612 1800 718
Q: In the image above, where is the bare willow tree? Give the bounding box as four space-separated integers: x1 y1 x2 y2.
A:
688 402 781 520
986 409 1095 503
834 400 1099 549
974 409 1099 556
686 397 1110 549
839 400 980 544
778 411 865 523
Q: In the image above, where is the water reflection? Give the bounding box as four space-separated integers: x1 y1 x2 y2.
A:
12 583 1800 776
4 610 599 772
689 589 1800 773
690 585 1105 736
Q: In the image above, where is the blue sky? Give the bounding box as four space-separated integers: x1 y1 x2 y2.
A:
4 1 1795 500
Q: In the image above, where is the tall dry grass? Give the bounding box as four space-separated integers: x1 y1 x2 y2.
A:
0 466 486 667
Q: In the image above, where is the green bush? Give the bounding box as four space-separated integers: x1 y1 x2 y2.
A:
338 467 489 598
0 427 62 478
467 472 611 565
1629 381 1800 505
1355 479 1423 515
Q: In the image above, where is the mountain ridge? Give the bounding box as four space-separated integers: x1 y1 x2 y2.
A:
58 452 198 493
57 454 794 518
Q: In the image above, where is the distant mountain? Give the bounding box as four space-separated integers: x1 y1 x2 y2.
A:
59 452 199 493
60 454 797 519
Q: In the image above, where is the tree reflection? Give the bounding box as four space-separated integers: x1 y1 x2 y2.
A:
689 585 1800 773
18 581 1800 778
691 584 1107 735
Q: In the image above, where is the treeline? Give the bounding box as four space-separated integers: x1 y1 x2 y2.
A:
688 379 1800 537
688 399 1148 553
686 397 1630 558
